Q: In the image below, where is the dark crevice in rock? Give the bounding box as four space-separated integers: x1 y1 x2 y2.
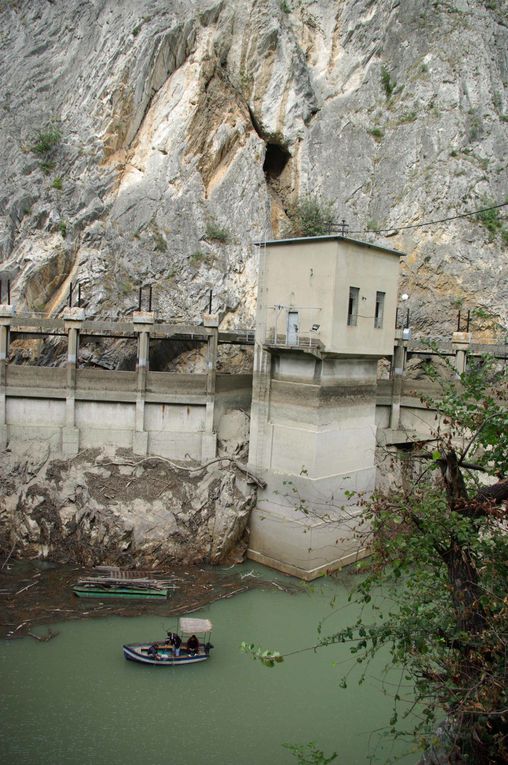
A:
246 105 292 216
263 142 291 179
247 105 291 160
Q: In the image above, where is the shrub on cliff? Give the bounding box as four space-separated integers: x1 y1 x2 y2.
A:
32 127 61 156
31 125 61 174
286 195 335 237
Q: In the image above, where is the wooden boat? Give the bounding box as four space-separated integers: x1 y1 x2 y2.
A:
73 575 176 600
123 617 214 666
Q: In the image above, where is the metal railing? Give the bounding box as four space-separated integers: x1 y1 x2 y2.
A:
265 332 324 351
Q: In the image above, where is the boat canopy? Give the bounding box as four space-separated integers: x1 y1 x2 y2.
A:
178 618 213 634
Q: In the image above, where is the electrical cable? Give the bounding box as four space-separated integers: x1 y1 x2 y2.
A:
327 201 508 235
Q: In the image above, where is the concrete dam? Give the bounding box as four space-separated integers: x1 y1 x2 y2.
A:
1 235 504 578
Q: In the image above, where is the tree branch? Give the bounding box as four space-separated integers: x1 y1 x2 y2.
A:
97 454 266 488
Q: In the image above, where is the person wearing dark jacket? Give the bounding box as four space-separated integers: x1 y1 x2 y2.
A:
186 634 199 655
169 632 182 656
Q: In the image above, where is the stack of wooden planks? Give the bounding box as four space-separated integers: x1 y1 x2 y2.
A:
72 569 177 600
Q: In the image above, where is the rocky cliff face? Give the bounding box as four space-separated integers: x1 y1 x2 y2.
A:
0 0 507 355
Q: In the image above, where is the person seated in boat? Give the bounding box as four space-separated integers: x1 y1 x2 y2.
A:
186 634 199 656
169 631 182 656
147 643 161 659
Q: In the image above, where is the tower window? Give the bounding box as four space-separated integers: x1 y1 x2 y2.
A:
374 291 385 328
347 287 359 326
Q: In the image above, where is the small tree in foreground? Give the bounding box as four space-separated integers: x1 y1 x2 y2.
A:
243 356 508 763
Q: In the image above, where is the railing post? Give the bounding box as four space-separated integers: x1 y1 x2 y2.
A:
132 310 154 455
62 307 86 456
389 328 408 430
0 304 14 449
452 331 472 376
202 312 219 462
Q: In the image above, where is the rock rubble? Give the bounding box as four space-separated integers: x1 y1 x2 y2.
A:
0 443 257 567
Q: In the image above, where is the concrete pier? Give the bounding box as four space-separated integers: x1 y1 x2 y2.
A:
62 307 85 456
247 235 404 579
132 310 154 456
248 353 378 578
202 313 219 461
0 305 13 450
452 331 472 376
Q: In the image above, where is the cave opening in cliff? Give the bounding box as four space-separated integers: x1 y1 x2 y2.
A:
263 142 291 180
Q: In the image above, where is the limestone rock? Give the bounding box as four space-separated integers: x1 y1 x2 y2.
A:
0 0 506 360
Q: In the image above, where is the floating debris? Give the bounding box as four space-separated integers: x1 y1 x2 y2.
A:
1 561 302 639
73 575 176 600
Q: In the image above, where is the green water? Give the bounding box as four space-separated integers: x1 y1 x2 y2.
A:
0 570 420 765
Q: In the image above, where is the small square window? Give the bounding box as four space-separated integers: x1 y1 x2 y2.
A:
374 291 385 328
347 287 359 326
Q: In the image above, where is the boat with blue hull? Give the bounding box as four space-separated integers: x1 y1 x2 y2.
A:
123 618 213 667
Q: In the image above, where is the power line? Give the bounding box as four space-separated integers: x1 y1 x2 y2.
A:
328 201 508 235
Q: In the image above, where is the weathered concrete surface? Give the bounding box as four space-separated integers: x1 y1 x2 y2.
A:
0 0 506 358
0 443 256 567
1 362 251 461
248 348 378 578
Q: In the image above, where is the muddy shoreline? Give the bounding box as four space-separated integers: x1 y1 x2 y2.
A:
0 559 300 640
